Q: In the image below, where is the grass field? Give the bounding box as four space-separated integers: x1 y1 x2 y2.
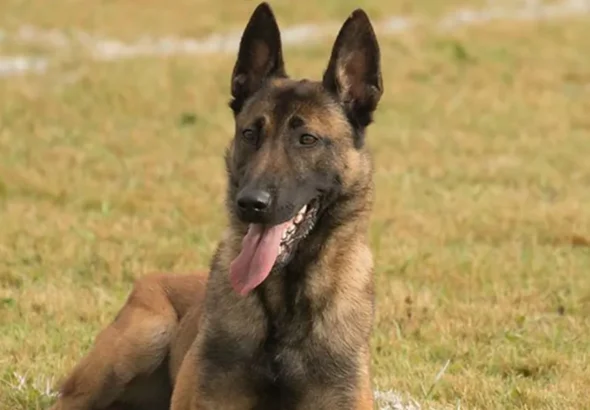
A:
1 1 590 409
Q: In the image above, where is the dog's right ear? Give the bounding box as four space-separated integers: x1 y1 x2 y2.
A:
229 2 286 114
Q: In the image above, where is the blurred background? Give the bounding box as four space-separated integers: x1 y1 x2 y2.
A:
1 0 589 409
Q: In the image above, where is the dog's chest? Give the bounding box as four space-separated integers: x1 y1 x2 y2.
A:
248 282 317 391
200 279 357 408
240 309 354 408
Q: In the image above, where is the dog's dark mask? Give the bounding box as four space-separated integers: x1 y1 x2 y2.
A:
224 2 383 296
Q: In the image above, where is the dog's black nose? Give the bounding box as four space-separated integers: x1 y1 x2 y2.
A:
236 189 272 222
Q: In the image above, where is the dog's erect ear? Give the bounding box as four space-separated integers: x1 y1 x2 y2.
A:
322 9 383 133
230 2 286 114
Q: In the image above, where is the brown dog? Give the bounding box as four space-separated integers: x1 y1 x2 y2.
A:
50 2 383 409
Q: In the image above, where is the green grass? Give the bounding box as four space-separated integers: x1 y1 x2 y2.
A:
1 1 590 409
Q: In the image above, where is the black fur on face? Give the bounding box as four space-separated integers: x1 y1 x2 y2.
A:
223 2 383 261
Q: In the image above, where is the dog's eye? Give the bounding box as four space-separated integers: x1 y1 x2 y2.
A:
241 129 257 145
299 134 318 146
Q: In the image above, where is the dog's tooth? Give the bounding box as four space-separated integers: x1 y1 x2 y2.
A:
299 205 307 215
294 214 303 224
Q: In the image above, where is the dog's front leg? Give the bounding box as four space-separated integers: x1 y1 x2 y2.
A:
171 358 258 410
170 346 200 410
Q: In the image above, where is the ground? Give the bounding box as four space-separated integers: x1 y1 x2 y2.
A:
1 0 589 409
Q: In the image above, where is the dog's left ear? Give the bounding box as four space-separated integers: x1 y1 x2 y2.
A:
323 9 383 134
230 2 286 114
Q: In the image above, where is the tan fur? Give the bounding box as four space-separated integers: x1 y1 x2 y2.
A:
50 273 207 410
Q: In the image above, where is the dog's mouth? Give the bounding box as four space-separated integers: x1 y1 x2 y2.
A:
277 201 318 262
229 199 319 296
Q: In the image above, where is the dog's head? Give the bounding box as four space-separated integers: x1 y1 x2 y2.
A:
224 2 383 295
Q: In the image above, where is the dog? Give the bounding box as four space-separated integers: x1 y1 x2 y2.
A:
50 2 383 409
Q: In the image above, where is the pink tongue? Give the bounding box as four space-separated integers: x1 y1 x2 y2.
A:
229 222 290 296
